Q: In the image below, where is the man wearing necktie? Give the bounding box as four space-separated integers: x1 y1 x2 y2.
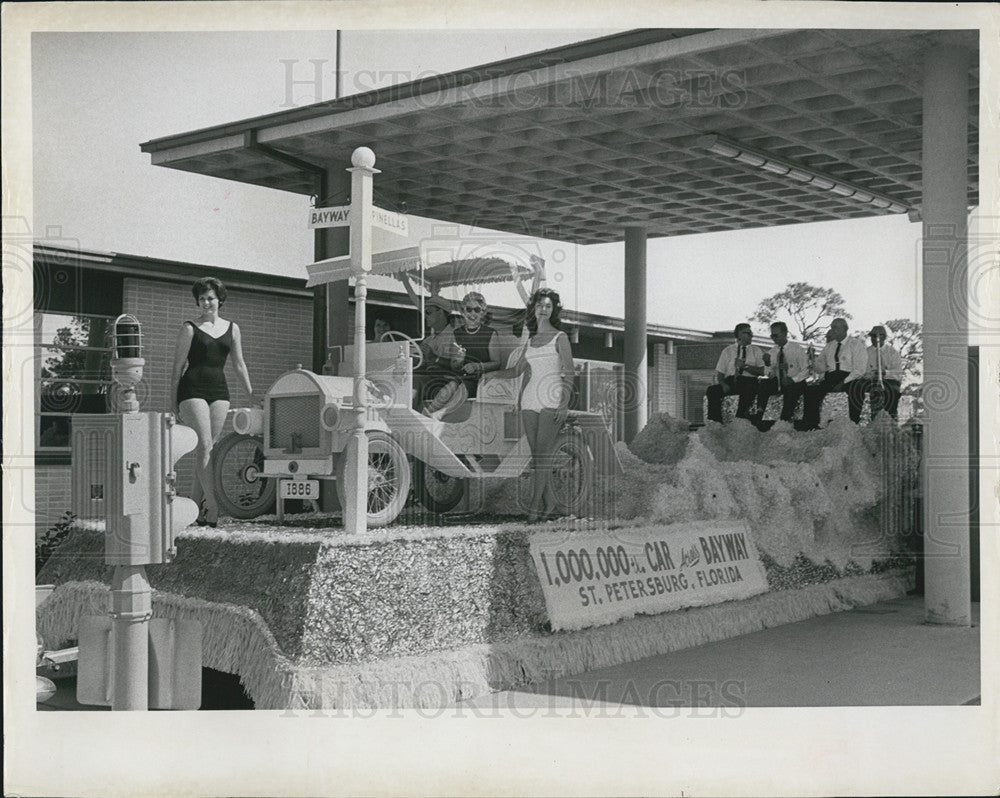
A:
705 323 765 423
860 325 904 418
803 317 869 428
752 321 808 429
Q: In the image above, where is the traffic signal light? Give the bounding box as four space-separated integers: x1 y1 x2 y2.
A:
72 411 198 565
160 413 199 558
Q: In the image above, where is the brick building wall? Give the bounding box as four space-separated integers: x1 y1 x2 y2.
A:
33 465 73 536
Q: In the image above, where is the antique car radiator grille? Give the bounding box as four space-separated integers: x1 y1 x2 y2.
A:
269 395 321 450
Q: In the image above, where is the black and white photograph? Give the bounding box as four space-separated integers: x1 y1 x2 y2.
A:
4 1 998 796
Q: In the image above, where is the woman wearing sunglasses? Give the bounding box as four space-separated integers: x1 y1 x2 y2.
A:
486 288 574 522
449 291 504 399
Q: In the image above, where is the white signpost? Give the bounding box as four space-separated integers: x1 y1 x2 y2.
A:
342 148 376 535
304 147 414 535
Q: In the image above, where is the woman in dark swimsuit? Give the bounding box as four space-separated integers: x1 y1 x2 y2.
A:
171 277 253 526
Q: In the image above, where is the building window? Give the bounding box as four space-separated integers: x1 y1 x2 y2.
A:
574 358 625 442
36 312 115 450
678 372 713 425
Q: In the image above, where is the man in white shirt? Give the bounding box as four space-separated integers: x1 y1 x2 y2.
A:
803 317 869 428
860 325 904 418
705 323 766 423
753 321 809 429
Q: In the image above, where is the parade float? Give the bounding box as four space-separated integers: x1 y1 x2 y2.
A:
37 403 917 710
35 149 917 710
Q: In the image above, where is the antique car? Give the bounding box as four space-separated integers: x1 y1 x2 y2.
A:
212 252 619 527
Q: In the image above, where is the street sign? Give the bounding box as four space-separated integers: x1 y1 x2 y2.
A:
370 205 408 236
308 204 408 236
308 205 351 229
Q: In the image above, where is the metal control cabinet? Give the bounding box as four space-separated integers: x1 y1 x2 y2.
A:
71 411 198 565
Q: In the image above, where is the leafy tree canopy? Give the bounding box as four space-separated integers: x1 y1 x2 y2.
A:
751 282 851 343
882 318 922 392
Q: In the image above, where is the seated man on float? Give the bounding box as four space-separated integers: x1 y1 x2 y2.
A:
806 327 836 382
861 325 903 419
705 322 765 423
802 317 868 428
412 296 462 411
752 321 809 430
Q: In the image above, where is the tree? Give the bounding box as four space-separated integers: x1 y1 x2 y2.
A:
882 318 922 395
750 282 851 343
40 316 112 408
41 318 96 382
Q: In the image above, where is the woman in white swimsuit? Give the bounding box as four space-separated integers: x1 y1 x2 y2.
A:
488 288 574 521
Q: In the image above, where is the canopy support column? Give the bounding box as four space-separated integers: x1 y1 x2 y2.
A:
624 226 648 443
314 165 351 373
921 41 972 626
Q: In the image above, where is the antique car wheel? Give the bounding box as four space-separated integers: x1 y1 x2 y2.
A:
549 430 593 516
213 433 276 519
412 460 466 513
335 431 411 527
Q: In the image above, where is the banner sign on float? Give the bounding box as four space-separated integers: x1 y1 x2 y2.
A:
529 521 769 631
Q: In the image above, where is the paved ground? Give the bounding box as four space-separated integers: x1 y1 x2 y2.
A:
459 595 981 711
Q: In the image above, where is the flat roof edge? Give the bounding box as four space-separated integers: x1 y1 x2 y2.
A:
139 28 711 154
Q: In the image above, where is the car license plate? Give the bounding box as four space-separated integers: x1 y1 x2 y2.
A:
280 479 319 500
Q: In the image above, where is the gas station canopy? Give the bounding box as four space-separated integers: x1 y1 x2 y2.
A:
141 28 978 245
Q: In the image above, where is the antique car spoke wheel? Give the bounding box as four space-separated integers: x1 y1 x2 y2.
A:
213 433 276 519
412 459 466 513
335 431 411 527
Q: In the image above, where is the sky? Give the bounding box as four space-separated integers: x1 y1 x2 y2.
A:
30 28 929 336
